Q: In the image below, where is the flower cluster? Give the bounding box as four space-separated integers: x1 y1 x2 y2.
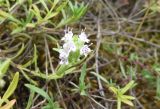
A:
59 29 91 65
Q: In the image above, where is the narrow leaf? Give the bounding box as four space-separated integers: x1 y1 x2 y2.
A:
121 80 136 94
121 98 134 106
109 86 118 94
11 44 25 59
0 59 11 78
11 27 24 34
79 63 86 86
2 72 19 101
39 0 49 12
122 95 135 100
31 4 42 21
25 84 54 107
26 91 35 109
90 71 109 84
0 10 21 24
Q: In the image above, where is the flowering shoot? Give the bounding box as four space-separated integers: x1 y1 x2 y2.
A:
59 29 91 65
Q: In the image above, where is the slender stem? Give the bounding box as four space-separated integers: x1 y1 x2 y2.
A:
117 99 121 109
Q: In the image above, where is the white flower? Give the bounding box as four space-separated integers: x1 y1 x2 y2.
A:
61 30 73 42
59 49 69 59
80 45 91 56
63 41 76 52
59 29 92 65
59 49 69 65
79 31 90 43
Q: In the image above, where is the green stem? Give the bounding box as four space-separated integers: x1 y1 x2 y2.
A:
117 98 121 109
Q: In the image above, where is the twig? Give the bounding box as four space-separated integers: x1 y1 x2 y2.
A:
95 11 109 108
31 99 46 109
118 32 160 49
88 95 107 109
44 35 67 109
134 1 151 38
91 95 116 102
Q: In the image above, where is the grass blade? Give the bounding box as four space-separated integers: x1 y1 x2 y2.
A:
39 0 49 12
0 10 21 24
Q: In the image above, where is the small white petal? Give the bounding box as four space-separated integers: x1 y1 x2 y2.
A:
79 32 90 43
80 45 91 56
59 50 68 58
63 41 76 52
61 30 73 42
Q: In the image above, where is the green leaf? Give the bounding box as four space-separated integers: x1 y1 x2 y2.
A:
122 95 135 100
120 80 136 94
52 48 61 52
22 45 38 68
56 64 69 75
0 10 21 24
121 97 134 106
2 72 19 102
129 53 139 61
26 91 35 109
56 0 68 12
39 0 49 12
26 10 34 24
79 63 87 85
31 4 42 21
90 71 109 84
109 81 136 109
68 1 74 12
25 84 54 107
42 102 61 109
142 69 155 81
144 1 160 13
119 59 127 78
153 64 160 72
102 43 115 53
0 79 5 88
20 69 38 85
26 23 35 28
0 59 11 78
156 77 160 100
45 12 58 20
11 27 25 34
65 67 76 75
11 44 25 59
79 63 87 95
46 34 58 44
109 86 118 94
57 1 87 28
49 0 59 12
0 16 5 22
